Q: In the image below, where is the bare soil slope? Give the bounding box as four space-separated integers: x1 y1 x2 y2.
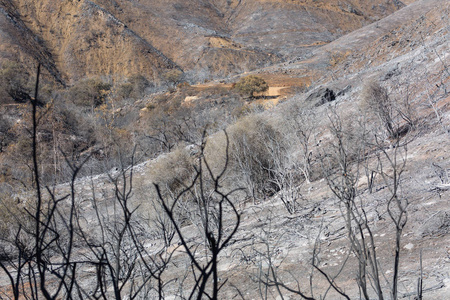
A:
96 1 450 297
3 0 450 299
0 0 405 83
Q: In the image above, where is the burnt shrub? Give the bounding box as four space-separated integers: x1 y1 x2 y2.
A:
150 146 196 193
118 74 151 100
68 78 111 107
228 113 286 200
163 69 184 89
0 61 31 104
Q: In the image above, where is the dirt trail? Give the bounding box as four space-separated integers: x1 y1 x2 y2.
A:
191 82 289 105
261 86 286 97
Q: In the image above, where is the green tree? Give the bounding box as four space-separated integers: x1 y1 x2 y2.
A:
234 75 269 98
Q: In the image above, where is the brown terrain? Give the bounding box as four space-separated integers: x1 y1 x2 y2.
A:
1 0 450 299
1 0 404 84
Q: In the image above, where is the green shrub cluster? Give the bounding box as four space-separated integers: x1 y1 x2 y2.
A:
234 75 269 98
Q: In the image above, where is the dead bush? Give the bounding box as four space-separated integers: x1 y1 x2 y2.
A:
68 77 111 107
360 79 418 142
163 69 184 88
198 85 234 98
150 146 196 193
0 193 33 250
231 104 252 119
176 81 191 90
0 114 15 153
118 74 151 99
0 61 31 104
117 82 134 99
361 80 396 138
228 113 286 201
421 211 450 237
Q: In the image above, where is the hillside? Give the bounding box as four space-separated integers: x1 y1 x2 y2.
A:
0 0 405 84
0 0 179 84
86 1 449 298
1 0 450 299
